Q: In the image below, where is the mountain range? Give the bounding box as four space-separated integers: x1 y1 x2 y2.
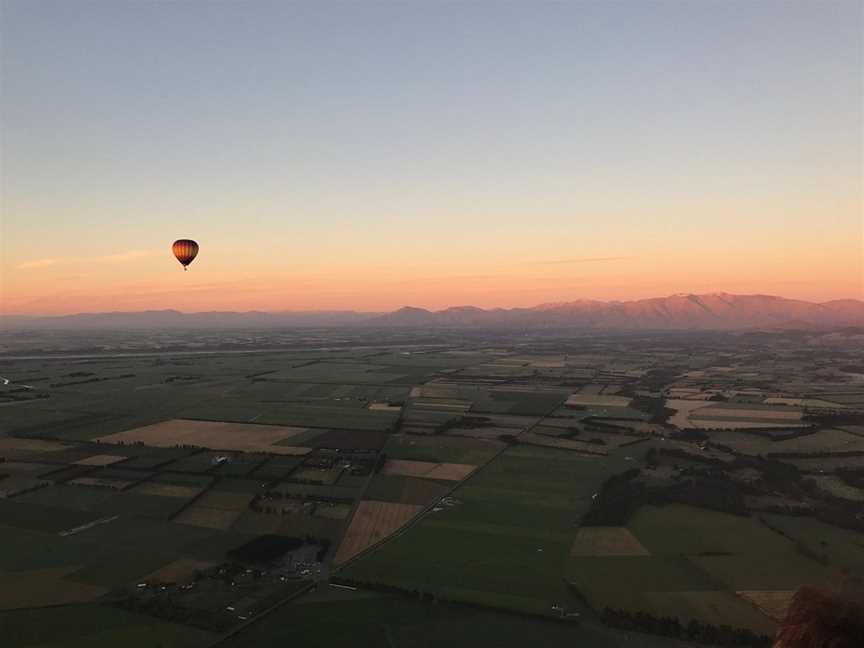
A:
2 293 863 331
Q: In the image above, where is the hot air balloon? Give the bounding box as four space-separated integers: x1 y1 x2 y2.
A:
172 239 199 270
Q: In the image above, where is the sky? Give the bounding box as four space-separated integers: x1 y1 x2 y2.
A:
1 0 861 315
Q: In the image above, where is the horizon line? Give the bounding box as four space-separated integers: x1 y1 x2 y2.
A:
3 291 863 319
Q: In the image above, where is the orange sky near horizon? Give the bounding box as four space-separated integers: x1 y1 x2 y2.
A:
2 226 861 315
2 172 861 315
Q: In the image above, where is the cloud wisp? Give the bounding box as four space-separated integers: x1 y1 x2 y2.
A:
99 249 160 263
16 258 62 270
530 256 635 265
15 249 160 270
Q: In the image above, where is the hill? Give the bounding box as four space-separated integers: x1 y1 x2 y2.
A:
3 293 862 331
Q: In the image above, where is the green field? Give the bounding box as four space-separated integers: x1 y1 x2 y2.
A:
341 446 637 615
629 505 789 555
2 332 862 644
559 503 835 632
760 513 864 576
221 587 694 648
628 504 830 589
383 434 503 465
1 605 215 648
0 526 93 572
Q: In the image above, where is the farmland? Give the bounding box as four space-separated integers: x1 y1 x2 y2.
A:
1 326 862 645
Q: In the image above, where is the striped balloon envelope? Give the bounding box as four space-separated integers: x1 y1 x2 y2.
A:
172 239 199 270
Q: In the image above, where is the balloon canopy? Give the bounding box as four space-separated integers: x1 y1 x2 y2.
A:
172 239 199 270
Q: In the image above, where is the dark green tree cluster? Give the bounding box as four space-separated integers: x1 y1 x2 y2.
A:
601 607 771 647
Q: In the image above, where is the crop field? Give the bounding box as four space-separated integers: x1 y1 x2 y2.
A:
737 590 795 621
470 389 569 416
519 433 610 454
0 498 105 534
443 426 514 440
270 482 359 500
174 501 247 529
383 434 503 464
142 558 217 584
628 505 787 555
259 360 438 385
642 590 777 634
220 588 691 648
562 503 835 630
409 397 473 412
771 427 864 453
96 419 312 454
565 394 633 408
667 399 715 429
68 475 136 489
0 437 71 460
566 555 776 633
340 446 639 615
760 514 864 575
552 404 648 420
784 454 864 471
249 454 306 480
292 466 343 484
65 532 240 587
570 527 650 556
703 428 864 456
812 474 864 501
691 404 803 422
680 406 805 433
0 461 53 497
194 489 254 510
0 526 94 574
231 510 283 535
313 502 352 520
1 604 217 648
689 552 827 592
0 566 107 610
131 481 204 498
2 330 862 644
381 458 476 481
73 453 127 466
364 474 450 506
334 501 424 565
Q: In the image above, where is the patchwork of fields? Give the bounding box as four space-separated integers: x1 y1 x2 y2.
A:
1 329 863 646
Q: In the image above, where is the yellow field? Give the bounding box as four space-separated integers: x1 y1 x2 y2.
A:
334 500 423 565
690 406 802 422
409 384 462 399
570 527 650 557
382 459 476 481
737 590 795 621
68 476 135 490
368 403 403 412
132 482 203 499
74 454 126 466
566 394 632 408
143 558 216 585
96 419 312 454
